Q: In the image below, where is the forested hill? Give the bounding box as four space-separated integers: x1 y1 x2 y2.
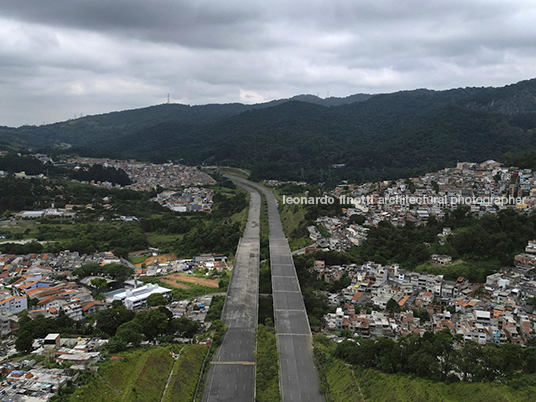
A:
2 79 536 182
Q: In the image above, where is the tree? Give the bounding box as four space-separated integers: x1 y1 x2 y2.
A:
27 297 39 308
55 310 75 333
349 214 366 225
339 328 354 339
170 316 201 338
106 338 127 353
111 300 124 309
90 277 108 289
134 309 169 342
15 330 34 353
146 293 168 307
386 298 401 314
115 321 143 346
95 308 135 337
106 263 134 282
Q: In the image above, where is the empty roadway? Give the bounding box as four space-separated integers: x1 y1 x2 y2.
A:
202 182 260 402
232 178 323 402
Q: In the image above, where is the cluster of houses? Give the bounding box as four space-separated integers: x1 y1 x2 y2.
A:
321 240 536 345
0 248 228 400
0 335 108 401
0 250 230 338
133 253 228 278
0 363 74 401
69 157 216 190
332 160 536 227
152 187 214 213
308 216 369 252
0 251 117 336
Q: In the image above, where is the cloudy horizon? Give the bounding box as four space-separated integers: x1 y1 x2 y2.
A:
1 0 536 127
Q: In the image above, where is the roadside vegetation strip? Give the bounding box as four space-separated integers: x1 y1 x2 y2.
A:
313 335 536 402
194 342 214 402
354 367 536 402
255 324 281 402
162 345 209 402
258 190 270 261
313 335 365 402
216 166 250 180
122 347 174 402
205 295 225 322
71 347 176 402
67 346 211 402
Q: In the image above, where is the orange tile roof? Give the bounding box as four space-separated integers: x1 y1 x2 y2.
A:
398 296 410 306
25 287 52 296
0 296 25 304
82 301 105 311
351 292 363 301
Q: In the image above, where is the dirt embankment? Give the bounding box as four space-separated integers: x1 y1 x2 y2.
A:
135 254 178 268
159 273 219 289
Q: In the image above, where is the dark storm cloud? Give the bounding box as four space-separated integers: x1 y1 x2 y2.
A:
0 0 266 49
1 0 536 126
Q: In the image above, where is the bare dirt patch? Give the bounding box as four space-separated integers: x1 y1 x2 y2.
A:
160 273 219 288
159 277 192 289
135 254 178 268
109 356 124 361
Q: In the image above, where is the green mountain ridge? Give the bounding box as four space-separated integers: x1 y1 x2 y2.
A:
2 79 536 181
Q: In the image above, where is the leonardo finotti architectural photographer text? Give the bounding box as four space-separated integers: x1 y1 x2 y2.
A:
282 194 528 207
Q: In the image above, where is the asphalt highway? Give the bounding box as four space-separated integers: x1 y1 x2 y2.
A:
202 182 260 402
233 178 324 402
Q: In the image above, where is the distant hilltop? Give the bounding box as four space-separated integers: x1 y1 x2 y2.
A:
1 78 536 183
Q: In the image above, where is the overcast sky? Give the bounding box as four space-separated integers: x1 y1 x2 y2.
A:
1 0 536 127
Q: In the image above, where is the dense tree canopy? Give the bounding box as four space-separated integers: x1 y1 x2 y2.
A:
334 330 536 384
73 263 134 282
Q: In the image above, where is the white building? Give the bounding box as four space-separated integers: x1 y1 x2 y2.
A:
0 296 27 314
113 283 172 310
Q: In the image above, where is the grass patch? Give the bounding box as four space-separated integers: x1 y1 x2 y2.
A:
312 336 536 402
69 346 180 402
146 232 181 246
415 259 501 282
279 202 308 237
205 295 225 322
255 324 280 402
273 191 313 251
355 368 536 402
259 261 272 294
69 346 208 402
258 295 274 327
122 348 174 402
313 337 363 402
288 237 313 252
230 189 250 229
162 345 209 402
231 204 249 227
258 191 270 261
172 283 222 300
129 255 149 265
216 166 250 179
